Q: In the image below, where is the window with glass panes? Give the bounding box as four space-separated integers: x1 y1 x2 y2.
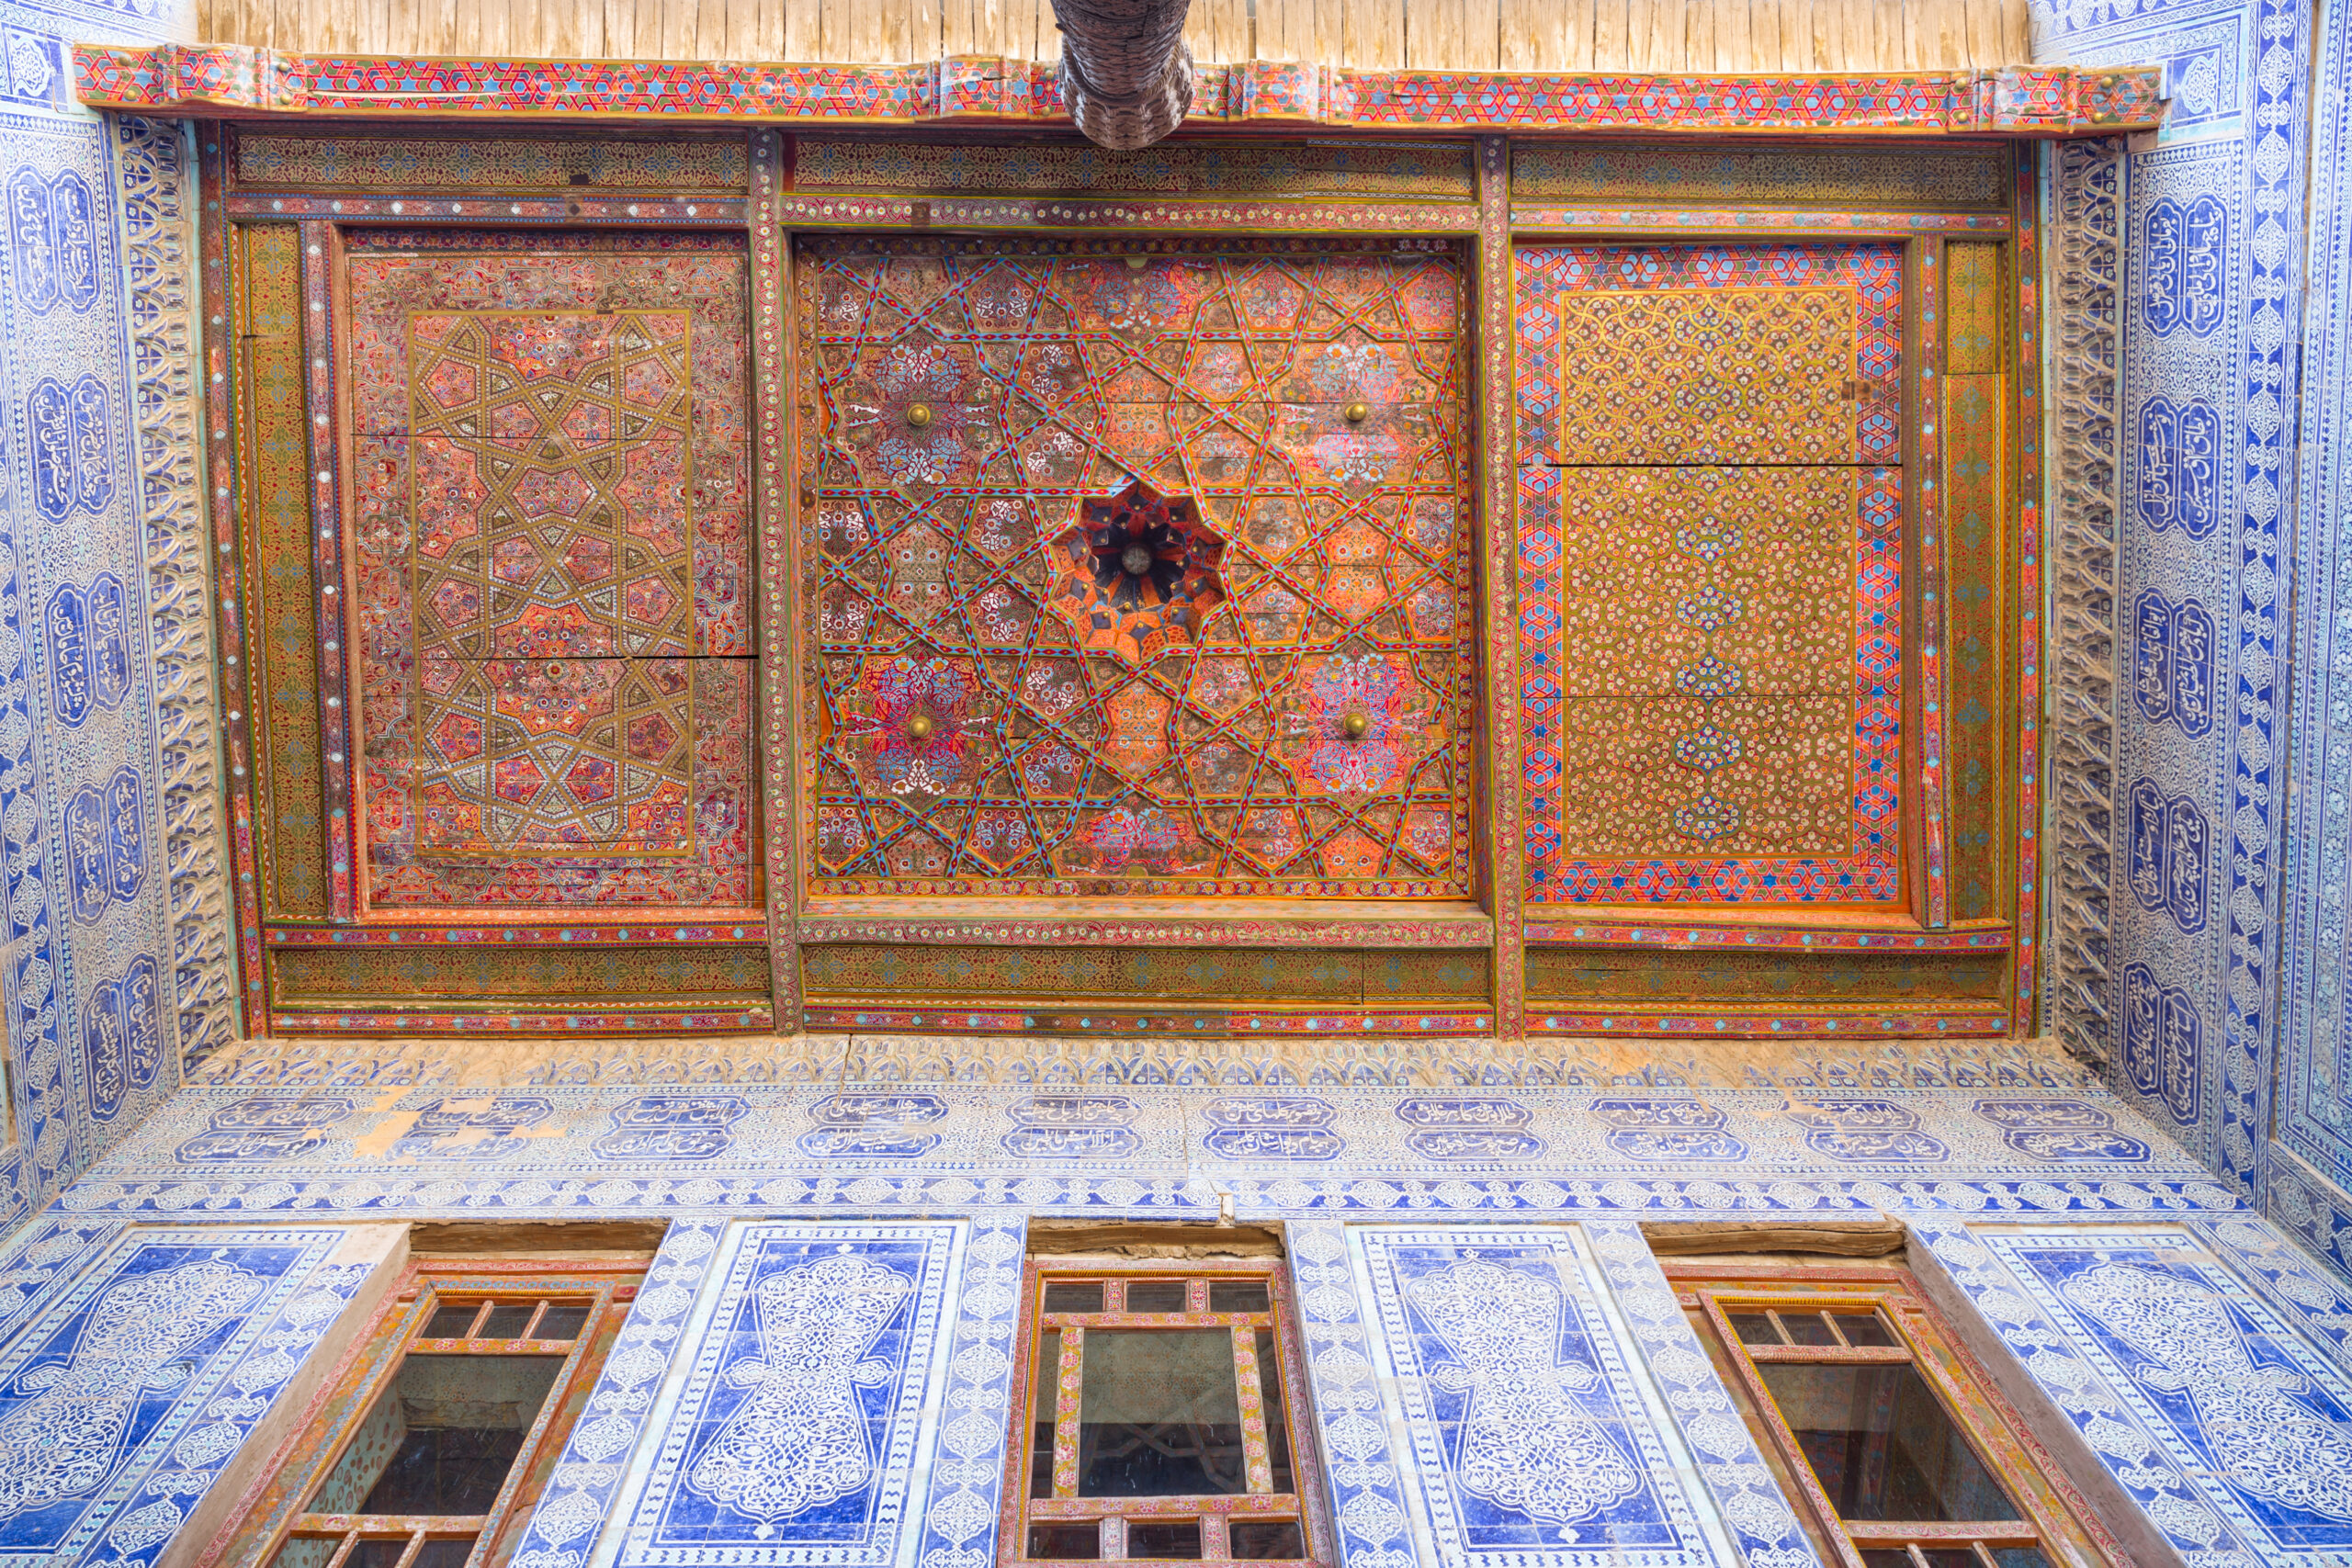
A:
1004 1260 1328 1566
1670 1262 2117 1568
233 1257 642 1568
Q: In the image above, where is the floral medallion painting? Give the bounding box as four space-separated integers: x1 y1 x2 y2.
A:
797 237 1475 898
346 231 759 913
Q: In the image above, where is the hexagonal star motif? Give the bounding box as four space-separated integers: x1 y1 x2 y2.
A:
1046 479 1227 667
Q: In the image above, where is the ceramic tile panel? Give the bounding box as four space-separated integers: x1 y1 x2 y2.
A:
2276 0 2352 1256
2036 0 2312 1200
0 1224 366 1568
1917 1219 2352 1565
0 0 225 1221
600 1220 965 1566
1343 1224 1744 1568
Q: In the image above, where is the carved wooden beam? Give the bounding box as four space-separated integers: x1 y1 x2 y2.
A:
1050 0 1193 149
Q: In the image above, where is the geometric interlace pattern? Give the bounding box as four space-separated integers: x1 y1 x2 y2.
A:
802 237 1475 897
1517 243 1905 904
410 310 696 854
347 236 756 911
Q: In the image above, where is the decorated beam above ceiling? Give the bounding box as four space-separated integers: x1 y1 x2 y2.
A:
74 43 2163 135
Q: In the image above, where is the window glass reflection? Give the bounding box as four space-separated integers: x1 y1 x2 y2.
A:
1757 1362 2022 1522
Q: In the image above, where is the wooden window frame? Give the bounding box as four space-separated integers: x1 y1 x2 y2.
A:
1000 1257 1331 1568
1668 1261 2114 1568
234 1256 642 1568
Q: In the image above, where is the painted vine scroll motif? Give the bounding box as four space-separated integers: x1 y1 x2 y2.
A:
797 237 1476 899
345 231 758 912
1517 243 1906 906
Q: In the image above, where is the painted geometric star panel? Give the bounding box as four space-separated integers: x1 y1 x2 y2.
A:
798 237 1474 898
346 232 756 908
1518 243 1905 905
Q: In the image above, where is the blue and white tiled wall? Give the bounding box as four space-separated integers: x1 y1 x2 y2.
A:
2034 0 2352 1284
2270 0 2352 1278
7 1211 2352 1568
0 0 229 1228
2035 0 2314 1207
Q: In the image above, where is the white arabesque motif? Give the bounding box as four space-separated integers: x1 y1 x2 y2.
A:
686 1253 916 1535
0 1257 259 1518
1404 1259 1639 1527
2062 1258 2352 1520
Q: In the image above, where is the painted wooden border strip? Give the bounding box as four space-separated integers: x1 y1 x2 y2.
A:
74 46 2163 134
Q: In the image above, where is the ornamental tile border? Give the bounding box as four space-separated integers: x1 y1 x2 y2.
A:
23 1077 2257 1222
181 1032 2098 1093
508 1219 730 1568
1577 1222 1822 1568
2278 0 2352 1215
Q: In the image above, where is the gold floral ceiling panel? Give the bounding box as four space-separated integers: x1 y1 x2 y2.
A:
347 231 758 912
797 237 1475 898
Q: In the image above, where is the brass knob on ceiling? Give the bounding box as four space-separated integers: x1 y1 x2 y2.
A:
1342 711 1370 738
906 715 936 741
905 401 934 429
1343 400 1371 423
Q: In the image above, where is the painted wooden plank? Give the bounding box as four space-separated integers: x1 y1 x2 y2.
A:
720 0 754 57
1346 0 1403 69
1686 0 1714 73
1313 0 1342 73
189 0 2034 66
1968 0 2002 66
1588 0 1619 68
1804 0 1832 72
1259 0 1302 61
1618 0 1656 69
1726 0 1754 70
1206 0 1250 63
1476 0 1504 69
1402 0 1446 69
1658 0 1690 72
